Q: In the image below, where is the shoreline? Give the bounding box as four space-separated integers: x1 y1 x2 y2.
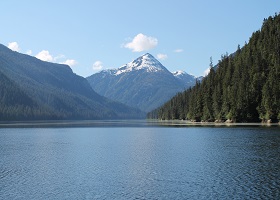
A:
147 119 280 127
0 119 279 128
151 119 280 125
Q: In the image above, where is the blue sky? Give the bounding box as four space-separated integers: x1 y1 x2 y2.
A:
0 0 279 77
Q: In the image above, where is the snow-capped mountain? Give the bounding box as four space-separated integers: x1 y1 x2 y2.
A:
87 53 196 112
172 70 197 88
172 70 187 77
112 53 168 75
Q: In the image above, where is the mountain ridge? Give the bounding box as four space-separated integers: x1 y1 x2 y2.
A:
0 44 144 120
87 53 197 112
172 70 199 88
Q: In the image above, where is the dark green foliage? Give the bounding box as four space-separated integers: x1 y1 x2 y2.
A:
148 13 280 122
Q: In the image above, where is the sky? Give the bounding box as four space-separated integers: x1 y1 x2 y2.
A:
0 0 279 77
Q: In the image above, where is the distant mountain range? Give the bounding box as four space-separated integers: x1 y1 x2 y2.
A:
0 44 143 120
87 53 199 112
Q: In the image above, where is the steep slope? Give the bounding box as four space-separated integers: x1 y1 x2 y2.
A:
0 70 46 120
148 14 280 122
172 70 197 88
0 44 143 120
87 53 187 112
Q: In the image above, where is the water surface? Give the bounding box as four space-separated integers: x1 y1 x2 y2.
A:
0 123 279 199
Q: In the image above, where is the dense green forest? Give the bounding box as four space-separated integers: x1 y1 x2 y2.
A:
148 13 280 123
0 70 56 120
0 44 143 121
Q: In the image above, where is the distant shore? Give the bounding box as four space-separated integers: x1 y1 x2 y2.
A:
0 119 279 128
147 119 280 127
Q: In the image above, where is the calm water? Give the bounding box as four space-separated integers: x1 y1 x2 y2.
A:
0 122 280 199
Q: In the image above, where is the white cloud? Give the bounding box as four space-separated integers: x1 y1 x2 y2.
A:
61 59 77 67
203 67 211 76
35 50 76 68
54 54 66 62
124 33 158 52
157 53 168 60
35 50 53 62
26 50 32 55
174 49 183 53
8 42 20 52
92 61 103 71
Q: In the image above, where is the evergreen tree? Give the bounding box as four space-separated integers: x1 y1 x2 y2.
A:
148 13 280 123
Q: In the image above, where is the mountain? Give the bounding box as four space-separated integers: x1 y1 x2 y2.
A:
172 70 197 88
0 70 42 120
0 44 143 120
87 53 196 112
148 13 280 123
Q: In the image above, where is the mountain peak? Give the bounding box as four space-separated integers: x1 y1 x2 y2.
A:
141 53 153 59
113 53 167 75
143 52 153 57
173 70 187 76
87 53 198 112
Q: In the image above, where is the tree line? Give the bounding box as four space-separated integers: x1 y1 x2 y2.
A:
148 13 280 123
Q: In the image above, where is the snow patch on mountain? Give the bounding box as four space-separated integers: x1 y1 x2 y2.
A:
172 70 187 77
100 53 167 76
172 70 198 87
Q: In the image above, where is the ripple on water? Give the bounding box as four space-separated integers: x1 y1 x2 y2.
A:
0 127 280 199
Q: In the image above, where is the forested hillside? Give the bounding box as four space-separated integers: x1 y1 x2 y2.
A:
0 70 54 120
148 13 280 123
0 44 143 121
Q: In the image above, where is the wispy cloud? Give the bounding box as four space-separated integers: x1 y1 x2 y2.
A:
157 53 168 60
26 50 32 55
8 42 20 52
54 54 66 62
8 42 77 68
35 50 77 68
61 59 77 67
36 50 53 62
124 33 158 52
92 61 103 71
174 49 183 53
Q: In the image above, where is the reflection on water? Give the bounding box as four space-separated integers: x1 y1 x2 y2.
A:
0 124 279 199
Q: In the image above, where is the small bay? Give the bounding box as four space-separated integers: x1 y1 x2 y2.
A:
0 121 279 199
